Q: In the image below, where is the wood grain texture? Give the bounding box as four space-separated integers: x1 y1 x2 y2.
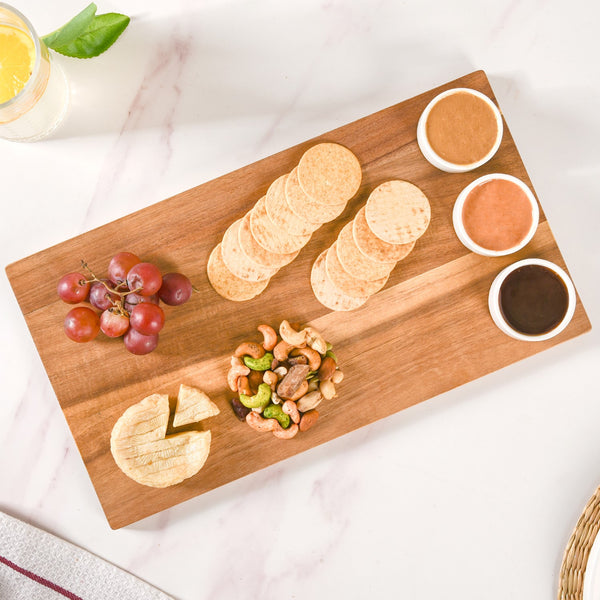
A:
5 71 591 529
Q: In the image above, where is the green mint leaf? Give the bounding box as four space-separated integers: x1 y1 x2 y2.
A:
50 12 130 59
42 3 97 49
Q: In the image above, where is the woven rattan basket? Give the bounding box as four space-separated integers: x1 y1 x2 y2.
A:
558 486 600 600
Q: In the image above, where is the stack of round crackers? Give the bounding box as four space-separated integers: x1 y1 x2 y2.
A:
208 143 362 301
311 180 431 311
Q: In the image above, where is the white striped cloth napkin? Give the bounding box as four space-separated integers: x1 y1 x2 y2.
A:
0 511 174 600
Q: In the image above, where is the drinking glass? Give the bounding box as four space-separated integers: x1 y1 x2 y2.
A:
0 3 69 141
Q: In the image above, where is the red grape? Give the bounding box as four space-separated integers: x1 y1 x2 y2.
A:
159 272 192 305
89 280 118 311
57 272 90 304
130 303 165 335
123 292 159 314
108 252 141 284
100 310 130 337
127 262 162 296
64 307 100 343
123 328 159 355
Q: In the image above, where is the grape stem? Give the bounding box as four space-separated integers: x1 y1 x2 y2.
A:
80 260 142 316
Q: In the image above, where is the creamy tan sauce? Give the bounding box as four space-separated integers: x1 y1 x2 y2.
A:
462 179 533 251
426 92 498 165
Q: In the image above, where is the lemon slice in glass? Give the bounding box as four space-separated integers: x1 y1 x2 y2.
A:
0 24 36 104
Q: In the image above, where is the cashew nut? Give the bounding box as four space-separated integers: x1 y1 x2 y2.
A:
227 356 250 392
234 342 265 359
296 390 322 412
319 379 336 400
257 324 278 351
263 370 278 391
273 340 295 362
290 347 321 371
279 320 307 347
331 370 344 384
246 411 277 432
271 392 282 405
282 400 301 424
246 412 298 439
273 365 288 379
272 423 299 440
303 326 327 355
237 375 252 396
243 352 274 371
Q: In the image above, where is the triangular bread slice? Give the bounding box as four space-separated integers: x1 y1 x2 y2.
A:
173 384 220 428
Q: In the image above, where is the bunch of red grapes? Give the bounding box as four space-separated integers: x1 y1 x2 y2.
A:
57 252 193 355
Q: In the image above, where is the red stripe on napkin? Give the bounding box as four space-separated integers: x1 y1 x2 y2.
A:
0 554 84 600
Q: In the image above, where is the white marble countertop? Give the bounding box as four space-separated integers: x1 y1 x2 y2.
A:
1 0 599 598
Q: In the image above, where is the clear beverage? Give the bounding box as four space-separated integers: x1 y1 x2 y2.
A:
0 3 69 142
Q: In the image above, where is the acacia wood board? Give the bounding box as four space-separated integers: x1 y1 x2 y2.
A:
6 70 591 529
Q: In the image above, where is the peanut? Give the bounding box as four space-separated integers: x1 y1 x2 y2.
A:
331 370 344 384
263 370 278 391
296 390 322 412
319 379 336 400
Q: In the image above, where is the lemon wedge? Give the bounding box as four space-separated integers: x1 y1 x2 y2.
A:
0 24 35 104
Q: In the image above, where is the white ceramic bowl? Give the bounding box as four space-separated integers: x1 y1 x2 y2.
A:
417 87 504 173
452 173 539 257
488 258 576 342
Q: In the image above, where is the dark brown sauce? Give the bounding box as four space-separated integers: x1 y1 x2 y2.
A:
499 264 569 335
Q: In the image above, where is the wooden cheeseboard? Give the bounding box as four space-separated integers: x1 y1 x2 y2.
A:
6 70 591 529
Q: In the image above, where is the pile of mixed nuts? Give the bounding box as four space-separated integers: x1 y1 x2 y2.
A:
227 320 343 439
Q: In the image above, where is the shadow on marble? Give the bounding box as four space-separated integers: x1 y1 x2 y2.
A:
47 5 476 142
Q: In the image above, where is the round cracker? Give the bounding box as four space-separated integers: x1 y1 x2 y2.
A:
285 167 347 224
311 250 368 312
265 173 319 236
297 143 362 205
353 206 416 263
336 221 396 282
238 212 298 269
365 180 431 244
221 219 278 282
250 196 311 254
325 242 389 298
207 244 270 301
